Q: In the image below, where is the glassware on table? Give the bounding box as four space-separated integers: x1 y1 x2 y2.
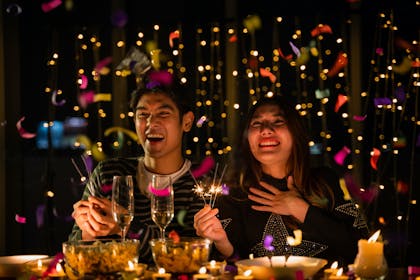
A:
150 174 174 240
111 175 134 241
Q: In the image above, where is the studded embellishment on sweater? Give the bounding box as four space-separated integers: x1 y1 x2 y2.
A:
336 202 368 229
220 218 232 229
250 214 327 257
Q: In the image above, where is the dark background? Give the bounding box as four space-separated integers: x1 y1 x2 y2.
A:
1 0 419 268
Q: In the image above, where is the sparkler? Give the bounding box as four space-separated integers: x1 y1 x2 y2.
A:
190 163 227 208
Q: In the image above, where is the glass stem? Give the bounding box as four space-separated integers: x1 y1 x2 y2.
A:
161 228 165 240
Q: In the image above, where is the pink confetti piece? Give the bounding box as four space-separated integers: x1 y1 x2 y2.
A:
79 74 88 89
147 70 173 88
148 184 171 196
15 214 26 224
51 90 66 106
343 173 378 203
77 90 95 109
334 146 351 166
169 30 180 48
94 56 112 75
191 156 215 178
221 183 230 195
16 116 36 139
41 0 62 13
101 184 112 193
353 115 367 121
334 94 348 112
375 48 384 55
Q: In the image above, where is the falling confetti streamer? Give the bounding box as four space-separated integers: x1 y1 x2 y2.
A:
16 116 36 139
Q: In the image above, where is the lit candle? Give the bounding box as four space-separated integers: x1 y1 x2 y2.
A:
152 268 171 280
234 269 254 280
206 260 222 276
324 261 339 280
353 230 388 278
47 262 66 278
123 261 147 280
328 268 348 280
193 266 210 280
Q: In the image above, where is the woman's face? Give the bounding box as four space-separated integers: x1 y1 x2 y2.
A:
247 104 293 172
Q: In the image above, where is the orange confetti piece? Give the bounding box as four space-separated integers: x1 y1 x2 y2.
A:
229 34 238 43
334 94 348 112
370 148 381 170
259 68 276 83
169 30 180 48
310 24 333 37
168 230 180 243
277 47 293 61
16 116 36 139
327 52 348 78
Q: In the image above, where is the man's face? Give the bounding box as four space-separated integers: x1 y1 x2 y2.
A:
134 92 191 160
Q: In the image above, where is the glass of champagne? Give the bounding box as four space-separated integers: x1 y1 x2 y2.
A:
150 175 174 240
111 175 134 241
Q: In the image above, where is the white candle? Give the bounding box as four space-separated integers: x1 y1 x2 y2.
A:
234 269 254 280
354 230 387 278
328 268 348 280
152 268 171 280
193 266 210 280
324 261 339 280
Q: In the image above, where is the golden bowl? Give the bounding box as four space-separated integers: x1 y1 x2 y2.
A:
149 237 212 273
62 239 140 279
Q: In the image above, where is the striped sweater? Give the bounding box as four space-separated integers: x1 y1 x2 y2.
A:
68 156 204 264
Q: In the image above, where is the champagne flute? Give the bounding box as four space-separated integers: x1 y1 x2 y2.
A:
150 175 174 240
112 175 134 241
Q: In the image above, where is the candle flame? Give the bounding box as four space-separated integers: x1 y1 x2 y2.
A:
210 260 216 267
55 262 63 273
128 260 134 270
336 267 344 276
158 267 166 274
368 230 381 242
330 261 338 269
198 266 207 274
37 259 43 270
244 269 253 276
249 253 254 260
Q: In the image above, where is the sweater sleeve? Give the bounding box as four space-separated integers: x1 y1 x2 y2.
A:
301 167 369 264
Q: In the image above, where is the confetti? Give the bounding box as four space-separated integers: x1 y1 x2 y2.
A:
148 184 171 197
370 148 380 170
310 24 333 37
169 30 180 48
334 146 351 166
176 209 187 227
16 116 36 139
263 235 274 251
334 94 348 112
15 214 26 224
41 0 62 13
259 68 276 83
51 90 66 106
327 52 348 78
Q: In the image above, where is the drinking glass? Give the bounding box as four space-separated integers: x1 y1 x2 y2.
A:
150 175 174 240
111 175 134 241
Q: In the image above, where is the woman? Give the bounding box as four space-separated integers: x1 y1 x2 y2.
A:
194 95 369 266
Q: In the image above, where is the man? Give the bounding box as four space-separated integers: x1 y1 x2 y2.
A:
69 71 204 264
